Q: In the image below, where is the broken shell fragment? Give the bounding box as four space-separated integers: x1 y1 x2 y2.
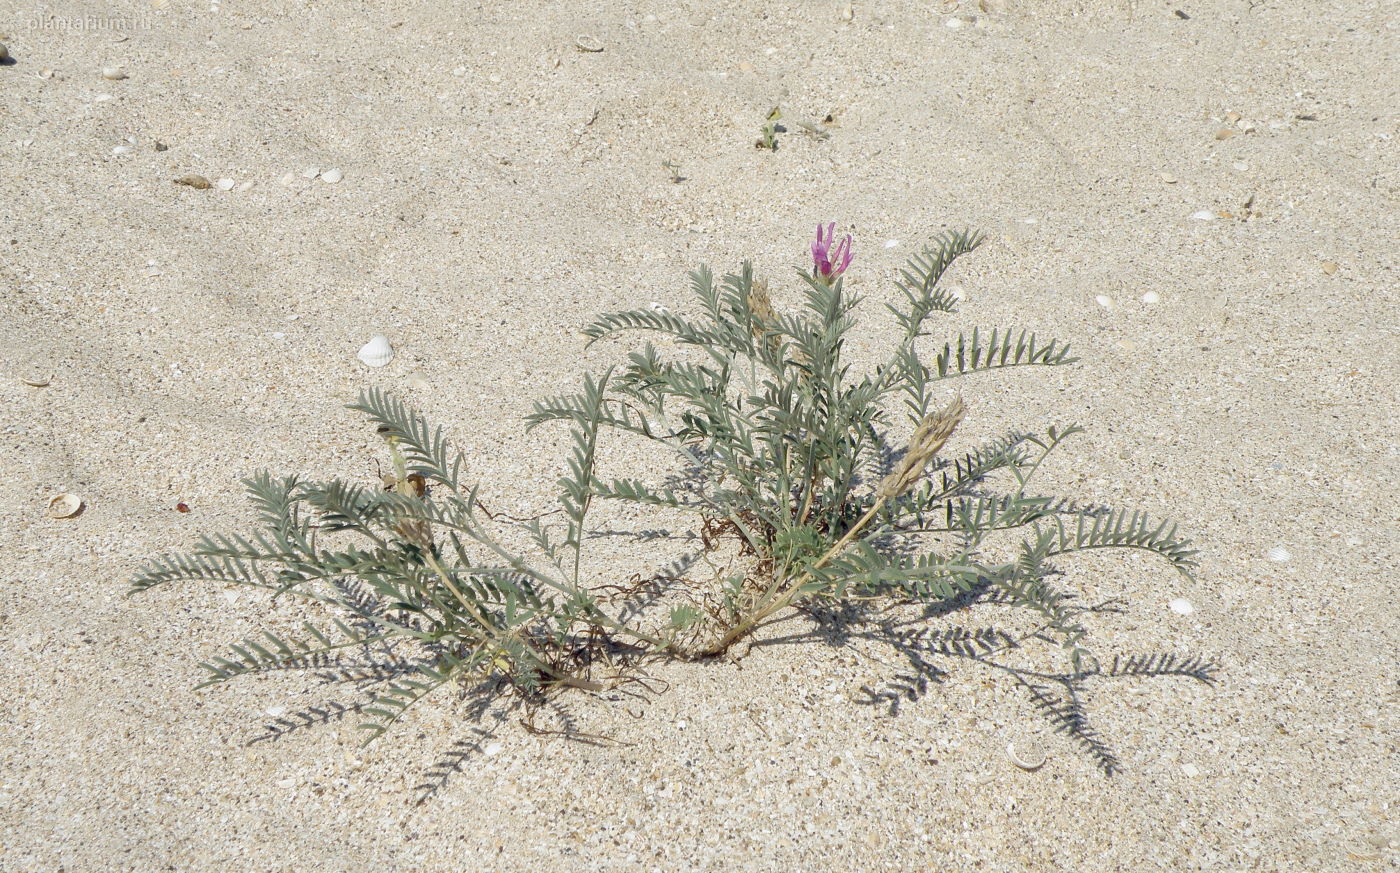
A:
575 35 604 52
22 374 51 387
48 493 84 519
356 335 394 368
1007 740 1047 771
173 173 211 189
101 66 128 80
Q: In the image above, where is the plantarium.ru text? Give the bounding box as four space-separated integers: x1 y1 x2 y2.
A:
131 224 1207 771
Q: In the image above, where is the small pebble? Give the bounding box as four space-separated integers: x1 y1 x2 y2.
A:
1141 291 1161 304
484 742 502 756
173 173 211 189
1266 546 1291 563
112 145 130 155
320 168 343 183
1320 261 1339 275
301 166 320 179
265 705 288 718
38 68 56 80
101 66 128 80
216 177 235 191
1231 161 1250 171
279 172 297 185
1214 128 1236 140
1169 597 1194 616
945 17 962 28
275 777 296 789
1191 210 1216 221
884 239 900 248
1094 295 1114 310
1180 763 1200 778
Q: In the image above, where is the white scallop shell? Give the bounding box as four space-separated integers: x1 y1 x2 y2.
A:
48 493 84 518
1007 740 1047 771
1168 597 1194 616
356 335 394 368
1266 546 1291 563
320 168 343 183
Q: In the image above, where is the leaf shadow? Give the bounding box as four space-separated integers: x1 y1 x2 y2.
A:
764 595 1218 776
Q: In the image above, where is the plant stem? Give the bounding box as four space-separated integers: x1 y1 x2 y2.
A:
700 494 889 656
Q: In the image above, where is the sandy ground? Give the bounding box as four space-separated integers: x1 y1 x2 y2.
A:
2 0 1398 869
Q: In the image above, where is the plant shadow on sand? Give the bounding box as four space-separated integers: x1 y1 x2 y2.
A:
239 537 1217 804
763 587 1219 777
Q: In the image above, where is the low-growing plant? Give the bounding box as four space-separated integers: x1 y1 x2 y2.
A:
131 222 1198 751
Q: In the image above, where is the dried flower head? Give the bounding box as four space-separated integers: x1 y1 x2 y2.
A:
877 395 966 499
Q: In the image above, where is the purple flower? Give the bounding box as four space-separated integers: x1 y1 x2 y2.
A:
811 222 853 282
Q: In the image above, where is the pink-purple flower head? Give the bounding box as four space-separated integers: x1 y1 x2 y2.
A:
811 222 853 283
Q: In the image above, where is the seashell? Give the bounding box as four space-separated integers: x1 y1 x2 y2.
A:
301 166 320 179
1006 740 1046 771
22 374 51 387
174 173 211 189
1191 210 1216 221
405 373 430 391
1320 261 1338 276
1266 546 1291 562
575 34 605 52
484 742 502 756
356 335 394 368
38 68 56 80
1094 294 1114 310
0 43 9 63
1169 597 1194 615
216 177 235 191
279 172 297 186
1141 291 1161 304
48 493 84 519
320 168 343 183
884 239 900 248
101 66 128 80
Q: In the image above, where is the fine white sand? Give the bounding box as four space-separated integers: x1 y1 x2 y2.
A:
2 1 1396 870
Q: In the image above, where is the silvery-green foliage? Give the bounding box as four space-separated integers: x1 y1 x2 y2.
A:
132 228 1197 746
533 229 1194 660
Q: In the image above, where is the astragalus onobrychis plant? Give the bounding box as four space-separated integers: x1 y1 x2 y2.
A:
131 223 1198 749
